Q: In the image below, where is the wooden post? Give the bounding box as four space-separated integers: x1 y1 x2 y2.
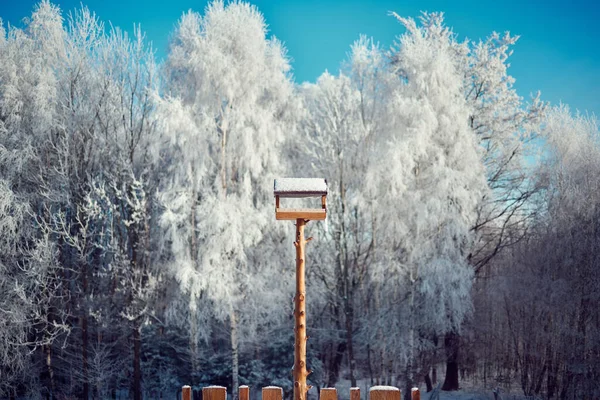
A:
203 386 227 400
320 388 337 400
350 387 360 400
263 386 283 400
240 386 250 400
294 219 309 400
182 386 192 400
275 179 327 400
369 386 401 400
410 388 420 400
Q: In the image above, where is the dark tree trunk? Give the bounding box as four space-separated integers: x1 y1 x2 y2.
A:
82 260 89 400
82 313 89 399
404 374 413 400
366 343 375 385
432 334 438 385
425 372 433 392
442 331 460 391
547 360 557 399
133 325 142 400
326 341 346 387
345 298 356 387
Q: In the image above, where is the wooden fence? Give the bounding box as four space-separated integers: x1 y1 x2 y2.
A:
181 385 422 400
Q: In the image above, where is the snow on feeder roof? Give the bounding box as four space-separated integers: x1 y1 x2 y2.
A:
274 178 327 221
274 178 327 198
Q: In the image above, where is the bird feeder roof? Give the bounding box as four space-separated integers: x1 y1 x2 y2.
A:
274 178 327 198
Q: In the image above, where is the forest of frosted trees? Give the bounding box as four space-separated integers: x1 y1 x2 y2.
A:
0 1 599 399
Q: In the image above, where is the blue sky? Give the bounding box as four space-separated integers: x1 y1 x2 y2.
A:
1 0 599 116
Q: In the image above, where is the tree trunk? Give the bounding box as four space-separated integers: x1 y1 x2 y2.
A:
231 307 239 400
82 313 89 399
345 297 356 387
133 325 142 400
189 187 201 375
46 345 55 396
189 188 200 378
367 343 374 385
442 331 460 391
432 335 438 385
404 370 413 400
190 309 200 375
547 358 557 399
82 259 89 400
327 341 347 387
219 118 228 191
406 277 416 395
425 372 433 392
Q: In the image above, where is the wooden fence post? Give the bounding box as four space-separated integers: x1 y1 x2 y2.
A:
263 386 283 400
320 388 337 400
182 386 192 400
411 388 420 400
369 386 401 400
350 387 360 400
203 386 227 400
240 385 250 400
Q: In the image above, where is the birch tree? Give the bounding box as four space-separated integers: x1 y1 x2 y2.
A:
296 36 391 387
157 1 295 396
369 12 488 392
462 30 545 273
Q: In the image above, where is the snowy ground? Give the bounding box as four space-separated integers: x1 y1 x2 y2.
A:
319 379 534 400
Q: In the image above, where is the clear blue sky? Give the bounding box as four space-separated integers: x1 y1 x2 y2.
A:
1 0 599 116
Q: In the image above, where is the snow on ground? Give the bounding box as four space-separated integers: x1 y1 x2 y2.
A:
421 390 492 400
317 379 534 400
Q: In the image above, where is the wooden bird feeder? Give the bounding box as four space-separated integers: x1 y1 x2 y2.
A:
274 178 327 400
274 178 327 221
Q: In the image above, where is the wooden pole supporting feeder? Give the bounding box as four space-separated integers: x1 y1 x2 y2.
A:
274 178 328 400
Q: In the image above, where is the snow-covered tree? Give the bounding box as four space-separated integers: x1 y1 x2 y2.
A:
461 30 545 273
0 179 68 397
156 1 295 396
367 12 488 392
0 3 161 397
0 3 71 396
295 36 391 387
